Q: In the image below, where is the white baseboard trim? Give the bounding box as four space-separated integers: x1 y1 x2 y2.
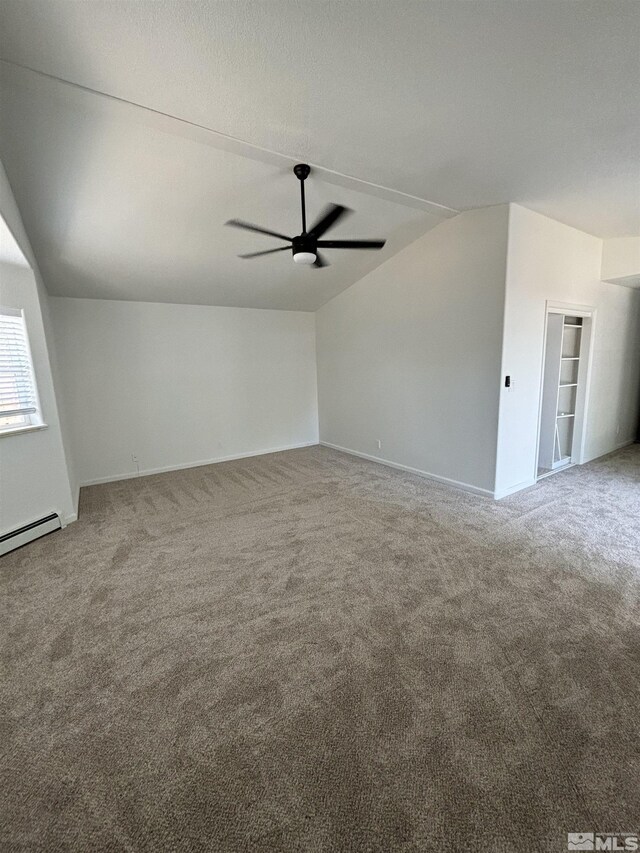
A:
320 441 494 498
493 478 537 500
582 438 635 465
80 441 319 487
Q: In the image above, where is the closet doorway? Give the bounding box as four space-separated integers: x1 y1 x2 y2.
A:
536 302 595 480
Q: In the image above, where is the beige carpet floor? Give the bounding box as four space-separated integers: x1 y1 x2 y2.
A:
1 444 639 852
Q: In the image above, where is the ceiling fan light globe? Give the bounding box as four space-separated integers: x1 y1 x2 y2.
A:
293 251 316 265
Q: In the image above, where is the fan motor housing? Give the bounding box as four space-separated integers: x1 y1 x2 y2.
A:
292 234 317 257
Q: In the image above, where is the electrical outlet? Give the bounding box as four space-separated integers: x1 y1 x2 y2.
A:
376 439 382 450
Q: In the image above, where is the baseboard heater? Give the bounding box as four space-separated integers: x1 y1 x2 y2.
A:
0 513 61 557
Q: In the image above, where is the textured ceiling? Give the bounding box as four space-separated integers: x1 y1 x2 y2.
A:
0 63 446 310
0 0 639 309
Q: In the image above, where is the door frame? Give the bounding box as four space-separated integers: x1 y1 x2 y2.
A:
535 300 596 479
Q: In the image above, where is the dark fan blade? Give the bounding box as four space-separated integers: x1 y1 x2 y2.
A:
307 204 351 238
317 239 386 250
239 247 290 259
226 219 292 242
313 252 329 268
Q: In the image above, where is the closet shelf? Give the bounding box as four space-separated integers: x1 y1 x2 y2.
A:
552 455 572 470
539 313 591 481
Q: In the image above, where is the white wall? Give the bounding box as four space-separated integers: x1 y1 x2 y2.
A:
315 206 509 495
0 263 77 532
495 204 640 497
49 298 319 485
4 186 636 514
601 236 640 288
0 161 76 534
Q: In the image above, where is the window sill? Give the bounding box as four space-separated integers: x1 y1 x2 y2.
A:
0 423 48 438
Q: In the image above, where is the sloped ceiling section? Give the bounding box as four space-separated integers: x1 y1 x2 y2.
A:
1 0 639 239
0 63 451 311
0 215 29 268
0 1 639 310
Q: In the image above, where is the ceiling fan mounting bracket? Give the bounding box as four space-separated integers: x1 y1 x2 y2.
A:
293 163 311 181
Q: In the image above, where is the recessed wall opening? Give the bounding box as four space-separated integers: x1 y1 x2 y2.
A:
536 303 595 480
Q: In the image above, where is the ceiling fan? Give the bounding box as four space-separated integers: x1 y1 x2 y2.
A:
225 163 386 268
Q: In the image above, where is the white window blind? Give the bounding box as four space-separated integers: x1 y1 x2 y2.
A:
0 307 41 430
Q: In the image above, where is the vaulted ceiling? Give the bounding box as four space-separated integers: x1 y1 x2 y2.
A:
1 1 638 310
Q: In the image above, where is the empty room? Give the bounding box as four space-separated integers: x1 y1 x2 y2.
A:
1 2 639 851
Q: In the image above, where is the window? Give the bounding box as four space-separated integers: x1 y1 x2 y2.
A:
0 307 44 434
